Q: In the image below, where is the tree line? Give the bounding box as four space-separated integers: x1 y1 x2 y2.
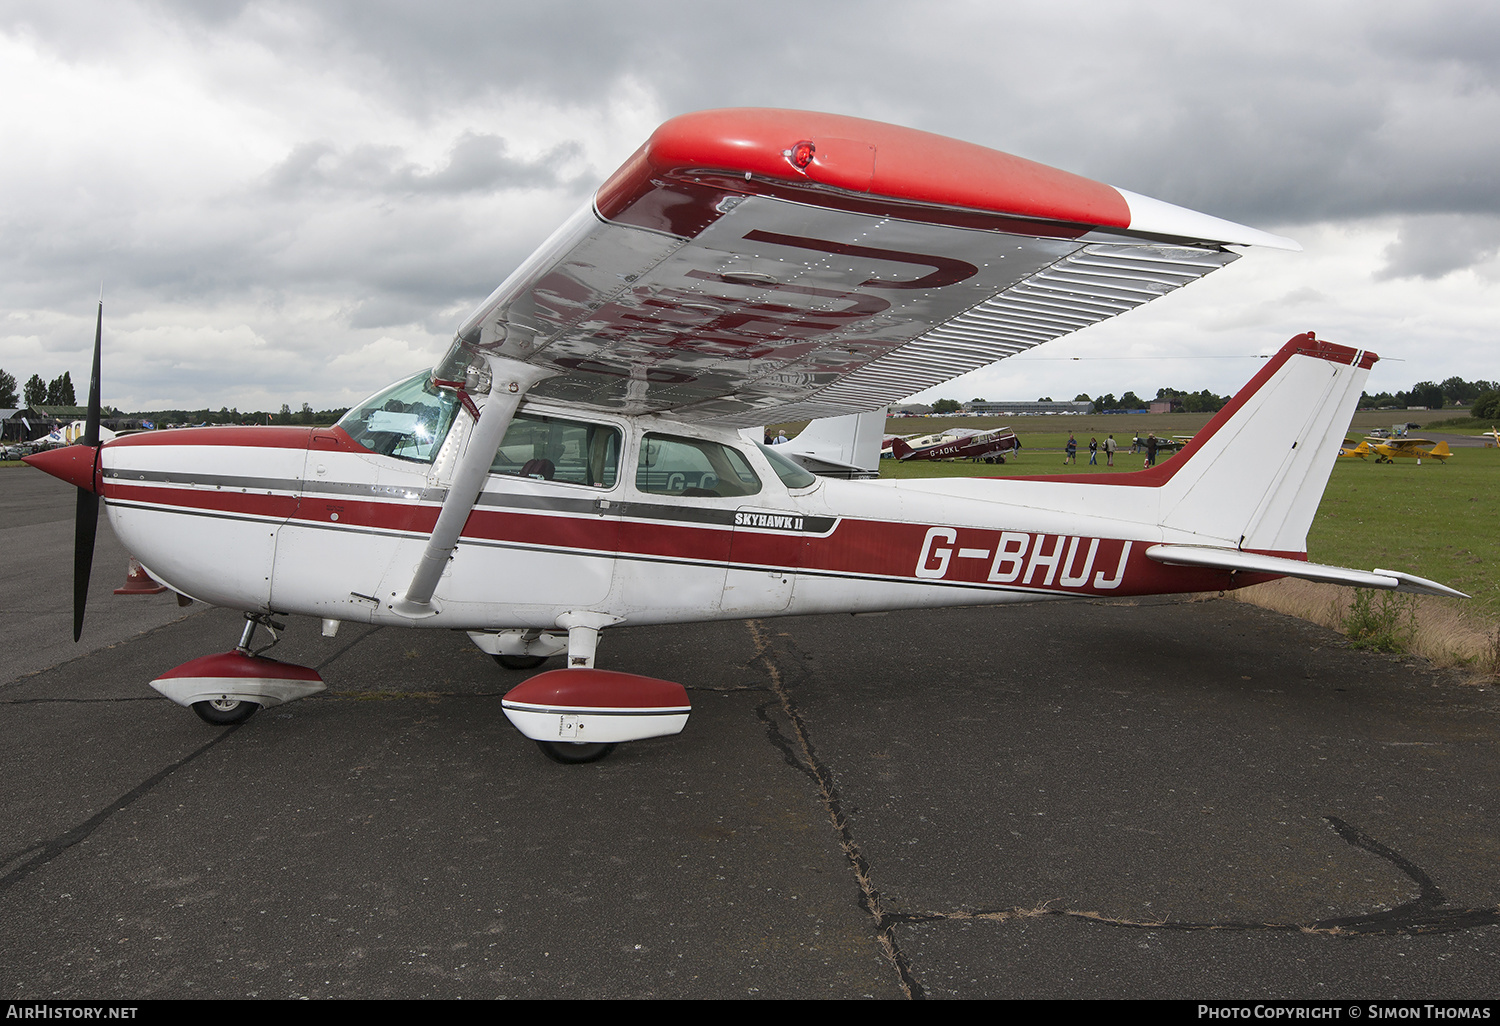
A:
1359 376 1498 415
930 375 1499 418
930 387 1231 414
0 369 348 425
7 364 1496 425
0 370 76 407
133 404 350 427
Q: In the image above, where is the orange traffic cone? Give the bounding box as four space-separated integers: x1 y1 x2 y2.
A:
115 557 168 595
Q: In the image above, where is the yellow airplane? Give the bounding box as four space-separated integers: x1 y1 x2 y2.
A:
1483 427 1499 448
1338 439 1371 459
1366 436 1452 463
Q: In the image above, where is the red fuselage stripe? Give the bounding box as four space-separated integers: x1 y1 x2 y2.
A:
109 483 1268 598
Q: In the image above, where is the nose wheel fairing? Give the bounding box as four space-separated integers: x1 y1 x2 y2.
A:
502 668 691 746
149 650 326 714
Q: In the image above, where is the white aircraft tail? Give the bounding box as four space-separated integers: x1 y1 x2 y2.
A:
778 408 886 479
1085 333 1460 597
1148 333 1370 554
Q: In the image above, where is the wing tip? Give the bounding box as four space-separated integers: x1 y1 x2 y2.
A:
1114 187 1300 251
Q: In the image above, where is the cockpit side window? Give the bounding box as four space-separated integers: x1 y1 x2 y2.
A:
336 372 458 464
490 413 621 488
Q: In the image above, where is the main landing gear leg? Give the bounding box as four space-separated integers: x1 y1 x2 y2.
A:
530 611 625 763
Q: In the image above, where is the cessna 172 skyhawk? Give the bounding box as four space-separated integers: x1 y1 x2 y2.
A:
26 109 1464 763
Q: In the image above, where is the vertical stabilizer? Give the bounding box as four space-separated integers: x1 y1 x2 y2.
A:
780 408 887 479
1152 334 1374 553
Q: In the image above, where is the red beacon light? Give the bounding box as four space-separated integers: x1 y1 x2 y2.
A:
785 140 816 170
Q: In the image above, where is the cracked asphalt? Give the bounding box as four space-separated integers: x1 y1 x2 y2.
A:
3 471 1498 999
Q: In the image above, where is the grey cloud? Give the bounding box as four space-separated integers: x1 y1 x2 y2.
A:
20 1 1500 227
264 133 584 197
1377 214 1500 280
7 0 1500 407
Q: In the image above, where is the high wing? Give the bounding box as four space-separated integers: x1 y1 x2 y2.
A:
447 109 1297 427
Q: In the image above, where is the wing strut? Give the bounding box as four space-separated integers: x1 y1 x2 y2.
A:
392 356 553 618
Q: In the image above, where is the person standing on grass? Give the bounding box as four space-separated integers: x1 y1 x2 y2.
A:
1146 432 1159 467
1104 434 1117 466
1065 434 1077 464
1088 436 1098 465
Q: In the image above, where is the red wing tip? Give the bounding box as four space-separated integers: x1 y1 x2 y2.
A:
602 107 1132 232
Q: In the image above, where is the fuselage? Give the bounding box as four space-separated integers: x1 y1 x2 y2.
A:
98 376 1252 632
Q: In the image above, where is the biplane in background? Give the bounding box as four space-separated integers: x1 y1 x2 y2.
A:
26 108 1466 764
884 426 1020 464
1367 436 1452 463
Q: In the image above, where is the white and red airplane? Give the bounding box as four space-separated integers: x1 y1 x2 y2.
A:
885 426 1020 464
26 109 1464 763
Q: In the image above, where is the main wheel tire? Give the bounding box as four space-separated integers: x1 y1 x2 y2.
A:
192 698 260 725
537 740 616 764
493 653 550 670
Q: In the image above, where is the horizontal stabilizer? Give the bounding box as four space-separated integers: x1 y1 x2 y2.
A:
1146 545 1469 598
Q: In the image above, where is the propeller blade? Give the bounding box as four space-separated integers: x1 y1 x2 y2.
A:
84 297 102 447
74 294 105 640
74 489 99 642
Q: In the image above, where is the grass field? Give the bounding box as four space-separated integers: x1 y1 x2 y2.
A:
1307 451 1499 618
876 426 1499 675
877 430 1498 619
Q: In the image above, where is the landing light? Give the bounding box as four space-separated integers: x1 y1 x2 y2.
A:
785 140 815 170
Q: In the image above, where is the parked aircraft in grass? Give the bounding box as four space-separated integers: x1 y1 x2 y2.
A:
1367 437 1453 463
885 426 1020 463
24 108 1465 764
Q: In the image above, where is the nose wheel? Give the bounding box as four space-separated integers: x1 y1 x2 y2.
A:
493 653 550 670
192 697 260 725
537 740 616 764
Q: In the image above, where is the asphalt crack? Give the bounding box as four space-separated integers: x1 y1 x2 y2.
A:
0 729 240 895
745 616 1498 998
890 816 1500 938
745 619 925 1000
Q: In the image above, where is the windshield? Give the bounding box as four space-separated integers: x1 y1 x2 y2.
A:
336 371 459 463
757 443 818 489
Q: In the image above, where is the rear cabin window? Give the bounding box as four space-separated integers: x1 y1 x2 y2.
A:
490 413 621 488
635 434 761 498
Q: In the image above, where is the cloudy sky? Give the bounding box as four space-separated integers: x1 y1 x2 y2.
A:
2 0 1496 414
